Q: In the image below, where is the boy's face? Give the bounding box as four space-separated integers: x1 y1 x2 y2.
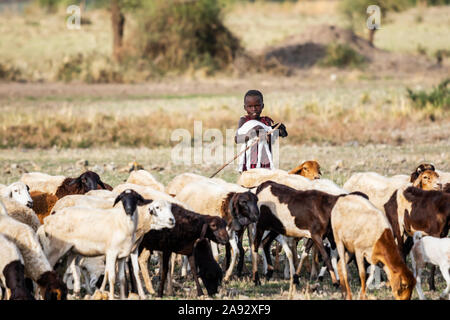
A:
244 95 264 119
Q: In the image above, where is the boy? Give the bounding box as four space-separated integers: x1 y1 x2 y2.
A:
235 90 282 172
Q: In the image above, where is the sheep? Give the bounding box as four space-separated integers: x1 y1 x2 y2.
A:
29 191 59 225
51 194 115 213
0 203 67 300
38 189 175 300
54 170 113 199
252 181 343 298
85 189 117 198
0 233 35 300
165 172 230 196
20 172 66 195
343 166 441 212
27 171 113 225
193 237 223 296
175 179 259 282
331 193 415 300
239 169 346 283
138 203 229 297
113 183 186 207
126 169 165 192
288 160 322 180
0 196 41 232
410 231 450 300
0 181 33 208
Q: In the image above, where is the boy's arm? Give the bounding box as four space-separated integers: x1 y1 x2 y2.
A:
235 118 264 144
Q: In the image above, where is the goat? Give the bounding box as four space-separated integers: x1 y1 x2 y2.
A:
0 182 33 208
331 193 415 300
138 203 229 297
410 231 450 300
0 233 35 300
38 189 175 300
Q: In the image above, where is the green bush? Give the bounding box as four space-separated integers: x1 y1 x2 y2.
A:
407 78 450 110
130 0 241 74
318 43 366 69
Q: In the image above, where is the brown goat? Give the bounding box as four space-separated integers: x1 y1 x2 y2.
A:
288 160 322 180
55 171 112 199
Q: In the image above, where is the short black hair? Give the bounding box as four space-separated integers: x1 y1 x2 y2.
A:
244 90 263 104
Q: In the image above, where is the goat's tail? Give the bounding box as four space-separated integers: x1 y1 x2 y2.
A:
413 231 423 244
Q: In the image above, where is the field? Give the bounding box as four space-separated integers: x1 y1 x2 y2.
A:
0 0 449 301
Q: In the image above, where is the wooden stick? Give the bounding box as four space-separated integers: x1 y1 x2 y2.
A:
209 123 281 178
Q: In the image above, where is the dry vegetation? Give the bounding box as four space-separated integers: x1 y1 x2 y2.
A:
0 0 449 300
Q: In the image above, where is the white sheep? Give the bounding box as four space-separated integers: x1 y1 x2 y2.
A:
20 172 66 195
175 179 260 281
38 189 175 300
0 196 41 232
0 181 33 208
165 172 230 196
0 233 35 300
410 231 450 300
114 183 187 207
85 189 117 198
238 168 347 195
0 203 67 300
126 169 165 192
331 194 415 300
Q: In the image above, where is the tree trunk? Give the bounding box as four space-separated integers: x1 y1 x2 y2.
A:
368 28 376 47
111 0 125 62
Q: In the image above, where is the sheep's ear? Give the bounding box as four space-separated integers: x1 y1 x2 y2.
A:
26 184 30 191
68 178 80 186
113 194 123 207
138 199 153 206
98 180 107 189
200 223 208 239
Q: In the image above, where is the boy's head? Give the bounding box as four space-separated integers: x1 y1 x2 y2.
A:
244 90 264 120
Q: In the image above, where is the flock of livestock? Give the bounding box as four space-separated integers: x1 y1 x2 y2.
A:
0 160 449 300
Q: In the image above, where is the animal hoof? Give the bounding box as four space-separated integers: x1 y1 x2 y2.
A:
265 270 273 281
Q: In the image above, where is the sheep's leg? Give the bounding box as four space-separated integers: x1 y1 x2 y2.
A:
118 258 126 300
310 246 319 280
187 254 204 297
224 230 238 282
429 265 437 291
105 253 118 300
252 225 265 286
262 231 279 280
296 238 313 278
166 253 174 296
67 254 81 297
438 263 450 300
129 247 146 299
236 227 246 277
355 251 367 300
210 242 219 262
336 242 351 300
278 235 296 299
311 235 338 287
138 248 155 295
415 266 426 300
181 256 189 278
157 251 171 297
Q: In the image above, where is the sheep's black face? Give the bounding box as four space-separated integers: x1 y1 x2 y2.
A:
207 217 229 245
79 171 103 192
237 192 260 224
114 189 145 216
